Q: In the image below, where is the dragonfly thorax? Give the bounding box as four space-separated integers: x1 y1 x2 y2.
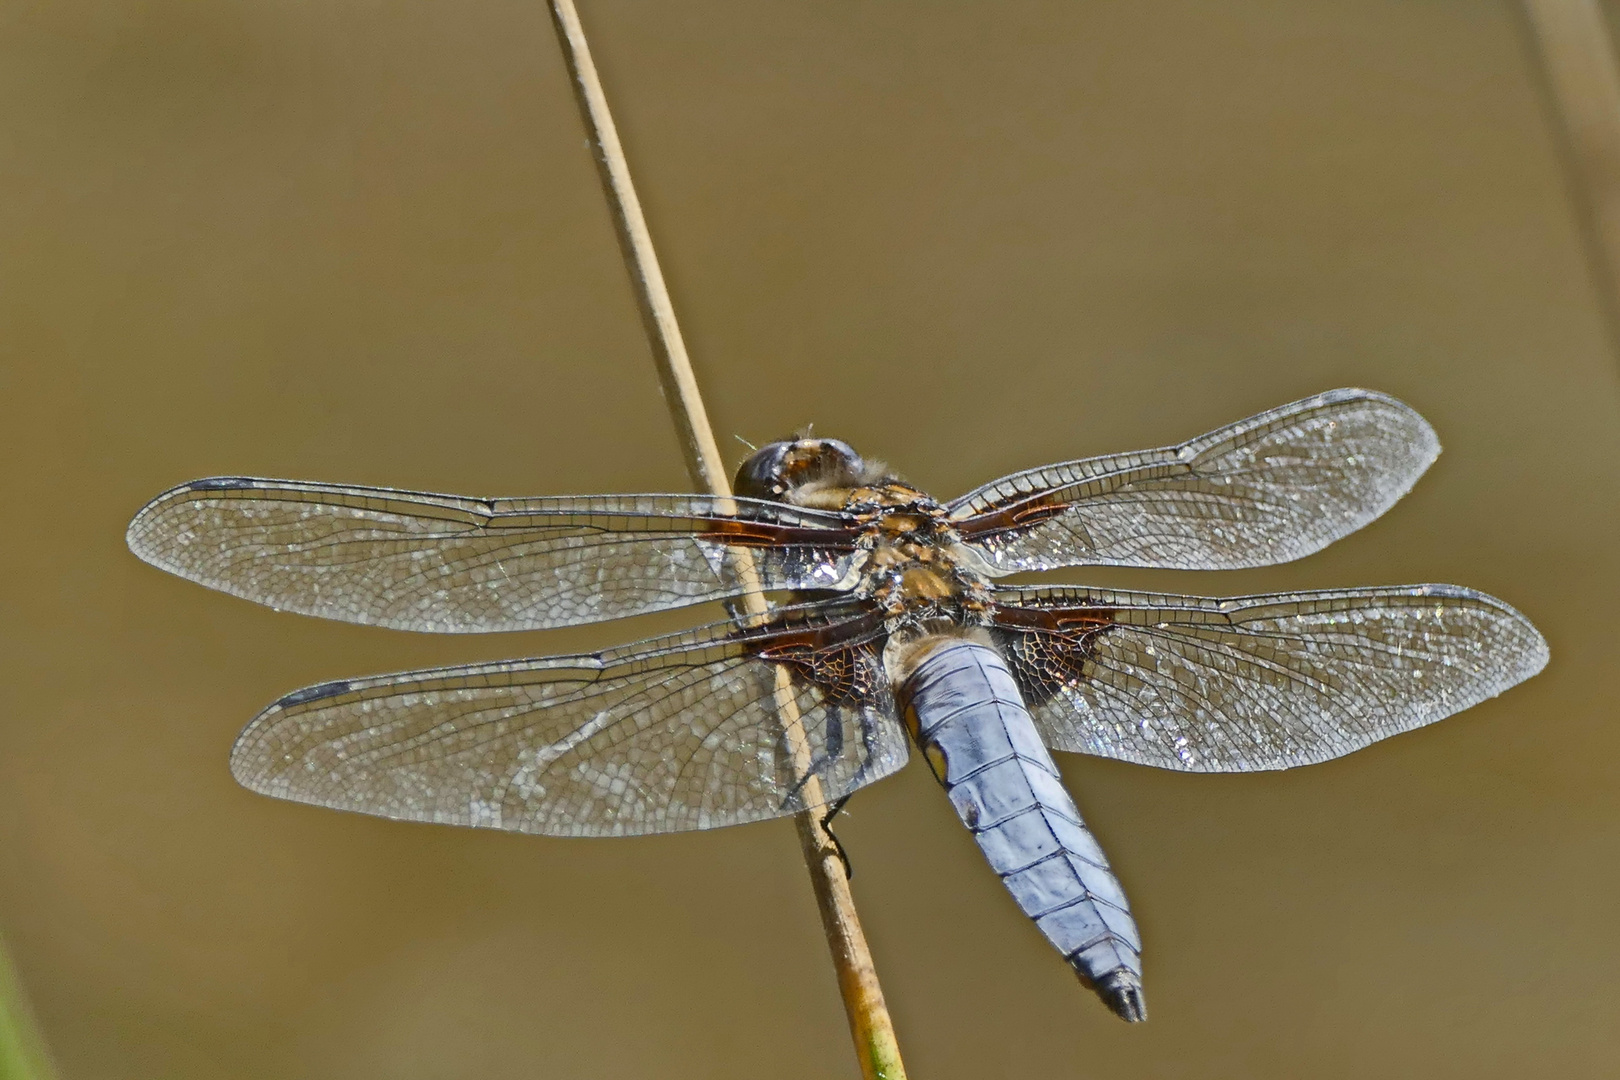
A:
733 436 994 625
840 486 995 634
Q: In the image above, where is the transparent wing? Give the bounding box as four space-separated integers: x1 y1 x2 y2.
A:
951 389 1440 573
989 584 1547 772
127 477 860 632
229 603 907 835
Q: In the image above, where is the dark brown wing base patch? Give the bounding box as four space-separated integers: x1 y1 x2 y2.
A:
752 608 888 708
989 603 1118 705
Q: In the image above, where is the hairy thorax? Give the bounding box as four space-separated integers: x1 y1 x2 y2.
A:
813 480 999 683
734 436 1000 686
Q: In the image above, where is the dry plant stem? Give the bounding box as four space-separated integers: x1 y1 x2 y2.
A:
545 2 907 1077
1522 0 1620 340
0 936 55 1080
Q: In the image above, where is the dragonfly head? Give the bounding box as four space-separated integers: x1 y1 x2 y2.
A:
734 437 869 502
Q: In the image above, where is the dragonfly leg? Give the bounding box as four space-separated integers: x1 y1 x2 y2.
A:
819 795 855 880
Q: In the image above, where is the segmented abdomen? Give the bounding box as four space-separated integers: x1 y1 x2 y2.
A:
901 639 1146 1021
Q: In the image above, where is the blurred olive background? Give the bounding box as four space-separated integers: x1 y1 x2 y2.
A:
3 1 1618 1077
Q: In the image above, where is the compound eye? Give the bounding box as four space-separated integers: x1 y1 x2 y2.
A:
732 438 867 502
780 439 866 495
733 441 796 500
812 439 864 476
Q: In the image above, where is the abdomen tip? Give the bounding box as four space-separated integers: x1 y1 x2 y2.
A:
1093 970 1147 1023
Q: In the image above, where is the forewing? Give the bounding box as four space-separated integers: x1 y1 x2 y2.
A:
951 389 1440 572
229 604 907 835
127 478 858 632
989 584 1546 772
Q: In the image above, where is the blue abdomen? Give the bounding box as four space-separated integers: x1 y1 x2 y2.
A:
901 638 1146 1021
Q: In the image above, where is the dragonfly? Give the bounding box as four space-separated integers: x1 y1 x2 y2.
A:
125 387 1547 1023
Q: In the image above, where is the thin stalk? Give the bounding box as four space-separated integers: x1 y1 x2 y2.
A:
543 3 907 1078
0 936 54 1080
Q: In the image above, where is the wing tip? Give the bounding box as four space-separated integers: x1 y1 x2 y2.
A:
228 677 356 795
227 740 275 799
1311 385 1442 459
1359 585 1551 683
1407 583 1549 664
126 476 262 559
228 697 288 794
